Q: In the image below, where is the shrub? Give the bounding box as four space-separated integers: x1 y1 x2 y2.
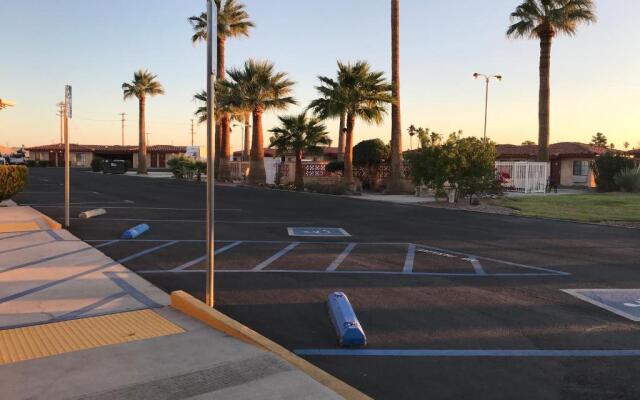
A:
38 160 49 168
167 156 196 180
0 166 28 201
325 160 344 174
26 160 37 168
614 167 640 193
91 157 104 172
593 151 635 192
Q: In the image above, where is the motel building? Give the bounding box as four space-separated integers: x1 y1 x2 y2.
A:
26 144 187 169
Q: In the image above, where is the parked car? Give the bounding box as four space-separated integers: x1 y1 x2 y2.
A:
0 156 6 165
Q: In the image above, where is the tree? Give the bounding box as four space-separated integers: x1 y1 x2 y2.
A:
407 125 417 150
591 132 608 147
269 112 331 190
220 59 296 184
522 140 536 145
122 69 165 174
309 61 393 186
189 0 254 180
388 0 405 193
624 142 630 150
353 138 390 190
593 151 635 192
507 0 596 162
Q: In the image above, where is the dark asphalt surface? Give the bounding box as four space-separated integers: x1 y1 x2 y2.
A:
14 168 640 400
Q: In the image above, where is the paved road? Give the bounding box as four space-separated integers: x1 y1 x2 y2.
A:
15 168 640 400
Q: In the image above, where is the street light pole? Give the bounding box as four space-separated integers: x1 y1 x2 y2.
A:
205 0 217 307
473 73 502 143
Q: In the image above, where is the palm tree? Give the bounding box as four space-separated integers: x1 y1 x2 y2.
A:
122 69 165 174
189 0 254 179
388 0 405 192
269 112 331 190
407 125 417 150
220 59 296 184
507 0 596 161
309 61 393 186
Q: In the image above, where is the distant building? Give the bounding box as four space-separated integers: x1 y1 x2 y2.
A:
496 142 611 188
26 144 187 169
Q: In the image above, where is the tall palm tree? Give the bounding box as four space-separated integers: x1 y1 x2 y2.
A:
220 59 296 184
122 69 165 174
269 112 331 190
388 0 405 192
189 0 254 179
507 0 596 161
309 61 393 186
337 113 346 160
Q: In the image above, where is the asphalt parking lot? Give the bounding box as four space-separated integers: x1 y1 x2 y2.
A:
14 168 640 400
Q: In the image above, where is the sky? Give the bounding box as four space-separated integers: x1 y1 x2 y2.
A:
1 0 639 151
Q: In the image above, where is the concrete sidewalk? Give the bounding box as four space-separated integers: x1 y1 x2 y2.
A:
0 205 361 399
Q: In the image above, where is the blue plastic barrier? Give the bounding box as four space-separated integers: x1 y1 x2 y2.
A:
327 292 367 347
121 224 150 239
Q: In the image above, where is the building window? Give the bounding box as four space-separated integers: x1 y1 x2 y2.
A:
572 160 590 176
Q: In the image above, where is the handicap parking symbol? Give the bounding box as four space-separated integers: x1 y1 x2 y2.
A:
287 227 351 237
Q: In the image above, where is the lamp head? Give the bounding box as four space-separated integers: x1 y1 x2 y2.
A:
473 73 480 79
495 75 503 81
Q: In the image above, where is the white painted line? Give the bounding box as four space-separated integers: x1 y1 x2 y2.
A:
294 349 640 357
326 243 357 272
465 258 487 276
70 218 306 224
403 244 416 273
172 241 243 271
562 289 640 322
95 240 120 249
252 242 300 271
118 241 178 263
287 227 351 237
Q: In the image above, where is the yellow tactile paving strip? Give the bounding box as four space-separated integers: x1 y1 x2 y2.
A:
0 310 184 365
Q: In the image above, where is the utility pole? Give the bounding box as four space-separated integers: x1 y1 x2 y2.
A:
473 73 502 143
205 0 217 307
190 119 195 146
63 85 72 229
120 113 126 146
56 102 65 144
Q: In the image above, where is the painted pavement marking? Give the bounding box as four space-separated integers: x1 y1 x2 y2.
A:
326 243 357 272
465 258 487 276
403 244 416 273
252 242 301 271
563 289 640 322
287 227 351 237
172 241 243 272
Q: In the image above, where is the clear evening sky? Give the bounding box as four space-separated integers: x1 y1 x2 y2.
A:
1 0 638 150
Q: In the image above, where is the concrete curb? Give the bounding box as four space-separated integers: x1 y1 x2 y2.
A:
34 208 62 230
170 291 372 400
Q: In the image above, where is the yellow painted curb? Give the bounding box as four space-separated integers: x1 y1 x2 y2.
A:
170 291 372 400
0 310 184 365
0 221 40 233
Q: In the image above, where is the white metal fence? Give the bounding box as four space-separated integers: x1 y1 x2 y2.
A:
230 159 281 184
495 161 550 193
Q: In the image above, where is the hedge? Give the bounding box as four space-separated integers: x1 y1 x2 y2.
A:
0 166 28 201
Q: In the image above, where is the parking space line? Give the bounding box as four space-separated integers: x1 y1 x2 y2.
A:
403 244 416 273
118 241 178 263
172 241 243 271
466 258 487 276
95 240 121 249
293 349 640 357
252 242 300 271
326 243 357 272
137 269 565 277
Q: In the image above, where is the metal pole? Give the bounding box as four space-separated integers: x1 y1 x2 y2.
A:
63 92 70 229
483 78 489 143
205 0 216 307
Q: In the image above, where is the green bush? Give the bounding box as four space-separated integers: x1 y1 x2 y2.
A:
614 167 640 193
304 182 350 195
26 160 37 168
325 160 344 174
91 157 104 172
38 160 49 168
167 156 196 180
593 152 635 192
0 166 28 201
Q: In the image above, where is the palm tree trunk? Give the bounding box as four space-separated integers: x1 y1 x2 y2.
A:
337 113 346 161
294 149 304 190
138 96 147 174
217 36 232 181
342 113 355 186
243 112 251 161
388 0 405 193
248 106 266 184
537 30 553 162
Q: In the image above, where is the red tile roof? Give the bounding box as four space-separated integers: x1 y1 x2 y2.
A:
497 142 612 159
26 144 186 154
